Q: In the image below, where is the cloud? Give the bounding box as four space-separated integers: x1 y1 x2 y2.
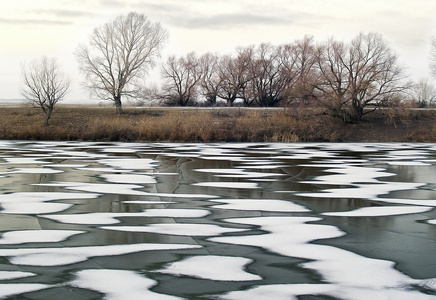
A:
30 9 95 19
0 18 72 26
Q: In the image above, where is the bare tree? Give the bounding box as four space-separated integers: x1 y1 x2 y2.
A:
21 56 70 126
431 37 436 77
161 52 202 106
199 53 222 106
414 78 436 107
314 32 410 122
76 12 167 114
217 47 254 107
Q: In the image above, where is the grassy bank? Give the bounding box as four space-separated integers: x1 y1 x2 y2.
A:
0 105 435 142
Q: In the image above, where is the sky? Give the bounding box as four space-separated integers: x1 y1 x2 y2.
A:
1 0 436 103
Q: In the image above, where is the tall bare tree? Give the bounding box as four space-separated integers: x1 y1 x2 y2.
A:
199 53 222 106
431 37 436 77
21 56 70 126
414 78 436 107
76 12 167 114
314 32 410 122
161 52 202 106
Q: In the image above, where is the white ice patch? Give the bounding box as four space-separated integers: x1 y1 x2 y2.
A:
98 158 157 170
101 174 157 184
157 255 261 281
0 192 100 214
302 166 395 185
1 157 52 165
101 223 246 236
0 243 201 266
193 182 259 189
0 271 36 280
70 269 180 300
194 169 285 178
428 219 436 225
9 168 63 174
323 206 433 217
297 182 425 199
43 209 211 225
386 161 432 166
0 284 51 299
211 216 428 298
0 230 85 244
210 199 309 212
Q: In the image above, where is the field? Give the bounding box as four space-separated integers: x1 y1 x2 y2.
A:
0 105 436 142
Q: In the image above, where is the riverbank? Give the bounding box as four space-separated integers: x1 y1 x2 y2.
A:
0 105 435 142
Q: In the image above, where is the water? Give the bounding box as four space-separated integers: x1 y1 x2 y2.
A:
0 141 435 299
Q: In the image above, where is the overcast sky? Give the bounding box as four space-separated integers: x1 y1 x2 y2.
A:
1 0 436 102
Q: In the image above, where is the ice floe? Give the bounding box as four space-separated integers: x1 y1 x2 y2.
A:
323 206 433 217
100 174 157 184
0 230 85 244
98 158 157 170
101 223 246 236
210 199 309 212
70 269 180 299
157 255 261 281
194 168 285 178
43 209 211 225
193 182 259 189
0 271 36 280
0 243 201 266
0 284 51 299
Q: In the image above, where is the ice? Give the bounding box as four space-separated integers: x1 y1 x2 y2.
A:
0 243 201 266
98 158 157 170
372 198 436 207
323 206 433 217
194 168 285 178
210 199 309 212
193 182 259 189
0 284 51 299
297 182 425 199
211 216 427 298
157 255 261 281
0 271 36 280
428 219 436 225
0 192 100 214
101 174 157 184
9 167 63 174
43 209 211 225
101 223 246 236
0 230 85 244
70 269 180 299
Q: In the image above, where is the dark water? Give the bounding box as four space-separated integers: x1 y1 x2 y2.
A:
0 141 435 299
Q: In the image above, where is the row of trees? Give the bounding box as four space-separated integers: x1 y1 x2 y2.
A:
158 33 412 122
20 12 436 125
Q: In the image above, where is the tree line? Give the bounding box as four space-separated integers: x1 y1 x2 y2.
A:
20 12 436 125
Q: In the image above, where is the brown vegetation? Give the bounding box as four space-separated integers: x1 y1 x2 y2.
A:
1 105 436 143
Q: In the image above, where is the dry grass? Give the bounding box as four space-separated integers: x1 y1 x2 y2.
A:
0 105 435 142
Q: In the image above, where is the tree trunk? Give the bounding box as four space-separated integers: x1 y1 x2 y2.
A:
114 96 123 114
44 107 53 126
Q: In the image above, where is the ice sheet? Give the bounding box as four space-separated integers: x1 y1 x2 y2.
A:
101 223 246 236
210 199 309 212
0 230 85 244
43 209 211 225
101 174 157 184
0 284 51 299
157 255 261 281
0 243 201 266
193 182 259 189
70 269 180 300
98 158 157 170
323 206 433 217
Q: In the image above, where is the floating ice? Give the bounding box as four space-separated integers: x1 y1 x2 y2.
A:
193 182 259 189
0 284 51 299
43 209 210 225
194 169 285 178
297 182 425 199
36 181 149 195
0 243 201 266
323 206 433 217
157 255 261 281
0 271 36 280
0 192 100 214
9 167 63 174
101 174 157 184
428 219 436 225
211 216 429 299
70 269 180 300
372 197 436 207
210 199 309 212
101 223 246 236
0 230 85 244
98 158 157 170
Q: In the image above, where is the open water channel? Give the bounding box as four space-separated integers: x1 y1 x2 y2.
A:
0 141 435 299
